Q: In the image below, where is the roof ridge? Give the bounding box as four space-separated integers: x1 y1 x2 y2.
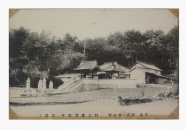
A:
89 61 97 67
136 61 162 71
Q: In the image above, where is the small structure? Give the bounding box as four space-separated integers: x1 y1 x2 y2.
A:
130 61 169 84
26 78 30 89
74 60 100 79
99 62 130 79
49 81 53 90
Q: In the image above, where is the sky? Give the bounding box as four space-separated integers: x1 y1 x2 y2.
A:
9 9 178 40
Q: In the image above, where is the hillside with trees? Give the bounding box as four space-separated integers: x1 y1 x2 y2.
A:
9 26 179 87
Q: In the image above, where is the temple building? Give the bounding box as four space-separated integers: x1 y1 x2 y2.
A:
96 61 130 79
74 60 100 79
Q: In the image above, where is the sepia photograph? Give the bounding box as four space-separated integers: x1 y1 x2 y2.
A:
9 9 179 119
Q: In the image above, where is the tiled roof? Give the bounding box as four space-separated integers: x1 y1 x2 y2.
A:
131 61 162 71
74 60 99 70
132 67 168 78
100 62 128 72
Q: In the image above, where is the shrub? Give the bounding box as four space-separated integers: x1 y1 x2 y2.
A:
166 92 173 98
174 87 179 96
48 76 63 89
30 76 40 88
118 97 152 106
15 71 28 86
158 93 166 98
9 72 28 86
9 74 19 86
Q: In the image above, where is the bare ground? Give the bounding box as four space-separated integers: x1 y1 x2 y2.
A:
9 88 178 118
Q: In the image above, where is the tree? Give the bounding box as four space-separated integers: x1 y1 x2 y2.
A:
121 30 144 66
85 37 107 64
9 27 29 58
166 26 179 61
15 72 28 86
107 32 124 47
9 26 179 84
162 26 179 75
22 32 40 60
143 30 165 65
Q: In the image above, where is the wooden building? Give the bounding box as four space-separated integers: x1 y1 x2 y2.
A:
74 60 100 79
130 61 169 84
98 62 130 79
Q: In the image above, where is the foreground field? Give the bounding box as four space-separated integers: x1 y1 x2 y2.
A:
10 98 178 118
9 88 178 118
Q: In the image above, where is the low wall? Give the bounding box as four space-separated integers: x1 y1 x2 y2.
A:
138 84 178 94
101 87 176 99
71 79 136 92
83 79 137 88
72 80 178 98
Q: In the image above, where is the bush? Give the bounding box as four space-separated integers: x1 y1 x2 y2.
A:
9 74 19 86
9 72 28 86
174 87 179 96
48 76 63 89
30 76 40 88
118 96 152 106
16 72 28 86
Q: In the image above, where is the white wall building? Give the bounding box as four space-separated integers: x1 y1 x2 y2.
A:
130 61 168 84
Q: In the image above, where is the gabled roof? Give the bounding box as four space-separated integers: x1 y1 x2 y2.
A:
130 61 162 71
131 67 168 79
74 60 100 71
100 62 128 72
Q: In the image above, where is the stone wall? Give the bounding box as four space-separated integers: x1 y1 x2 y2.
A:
83 79 137 88
109 87 177 98
71 79 137 92
72 83 178 99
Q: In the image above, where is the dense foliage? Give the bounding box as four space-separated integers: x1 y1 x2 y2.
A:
9 26 179 86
